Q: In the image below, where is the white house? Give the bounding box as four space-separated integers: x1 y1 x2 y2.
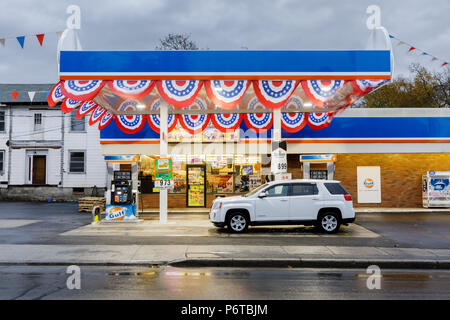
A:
0 84 106 201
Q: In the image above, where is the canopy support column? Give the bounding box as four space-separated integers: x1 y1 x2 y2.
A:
159 101 169 224
273 109 282 142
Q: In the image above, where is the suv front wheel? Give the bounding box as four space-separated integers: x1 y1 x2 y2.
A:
316 212 341 234
227 212 249 233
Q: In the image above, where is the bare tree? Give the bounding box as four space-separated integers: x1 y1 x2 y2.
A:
155 33 199 51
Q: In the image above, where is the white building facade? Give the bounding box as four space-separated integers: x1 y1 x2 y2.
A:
0 84 106 201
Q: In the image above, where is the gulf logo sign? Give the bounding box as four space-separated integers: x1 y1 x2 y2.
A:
364 178 375 189
107 207 126 221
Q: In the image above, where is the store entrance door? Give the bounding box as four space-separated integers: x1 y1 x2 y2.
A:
186 164 206 207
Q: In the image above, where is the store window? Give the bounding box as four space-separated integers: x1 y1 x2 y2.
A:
69 151 85 173
139 154 264 195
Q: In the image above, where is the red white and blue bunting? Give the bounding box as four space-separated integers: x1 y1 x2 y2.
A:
47 81 65 107
282 112 308 133
204 80 249 110
98 111 115 130
114 100 147 134
61 80 105 101
350 79 387 96
60 98 82 113
307 112 330 130
146 98 178 133
89 106 107 126
156 80 203 109
253 80 298 109
76 101 98 119
244 97 273 133
177 98 210 134
107 80 155 99
210 112 244 133
301 80 346 107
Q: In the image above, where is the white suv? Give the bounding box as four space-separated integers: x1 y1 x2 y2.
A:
209 179 355 233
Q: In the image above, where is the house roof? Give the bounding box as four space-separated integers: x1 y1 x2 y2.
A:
0 84 54 103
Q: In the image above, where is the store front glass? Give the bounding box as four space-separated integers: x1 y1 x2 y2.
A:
138 153 264 208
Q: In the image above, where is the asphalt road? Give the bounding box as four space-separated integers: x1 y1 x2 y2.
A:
0 265 448 300
1 202 449 249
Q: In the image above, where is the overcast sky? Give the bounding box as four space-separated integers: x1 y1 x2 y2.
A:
0 0 448 83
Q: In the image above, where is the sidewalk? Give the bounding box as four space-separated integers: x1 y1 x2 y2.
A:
0 244 449 269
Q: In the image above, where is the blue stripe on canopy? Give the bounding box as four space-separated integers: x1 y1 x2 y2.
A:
60 50 391 79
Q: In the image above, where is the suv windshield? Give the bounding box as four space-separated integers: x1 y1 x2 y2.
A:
243 183 268 197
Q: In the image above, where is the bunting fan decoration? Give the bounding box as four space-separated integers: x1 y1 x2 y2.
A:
243 97 273 133
98 111 115 130
307 112 330 130
281 112 308 133
350 79 388 96
60 98 82 113
48 81 65 107
301 80 346 107
178 98 210 134
253 80 298 109
61 80 105 101
156 80 203 108
146 98 178 133
89 106 107 126
114 100 147 134
204 80 250 110
210 112 244 133
76 101 98 119
107 80 155 99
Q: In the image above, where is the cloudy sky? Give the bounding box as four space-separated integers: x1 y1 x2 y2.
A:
0 0 448 83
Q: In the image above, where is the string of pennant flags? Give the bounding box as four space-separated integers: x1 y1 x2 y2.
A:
0 31 63 49
389 34 449 68
0 90 49 102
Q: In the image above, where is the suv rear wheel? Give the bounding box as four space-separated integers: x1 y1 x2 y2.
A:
227 212 249 233
316 212 341 234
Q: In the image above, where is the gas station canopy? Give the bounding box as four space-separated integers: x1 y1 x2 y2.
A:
48 50 391 134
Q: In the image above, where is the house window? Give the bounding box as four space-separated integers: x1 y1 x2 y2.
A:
69 151 85 173
0 111 5 132
34 113 42 131
70 112 85 132
0 151 4 172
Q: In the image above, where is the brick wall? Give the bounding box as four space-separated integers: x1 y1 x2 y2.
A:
334 153 450 208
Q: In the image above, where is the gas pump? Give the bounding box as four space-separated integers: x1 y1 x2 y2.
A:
105 170 138 221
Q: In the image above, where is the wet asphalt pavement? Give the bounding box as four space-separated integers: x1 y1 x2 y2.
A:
1 265 449 300
0 201 449 249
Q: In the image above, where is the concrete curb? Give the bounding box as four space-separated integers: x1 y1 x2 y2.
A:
1 258 449 269
169 258 450 269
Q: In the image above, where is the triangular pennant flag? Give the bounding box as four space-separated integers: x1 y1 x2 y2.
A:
0 38 5 47
36 34 45 46
431 57 439 62
28 91 36 102
421 52 428 56
11 92 19 101
395 40 405 47
389 34 395 39
56 31 63 40
408 46 416 52
442 62 449 67
16 36 25 48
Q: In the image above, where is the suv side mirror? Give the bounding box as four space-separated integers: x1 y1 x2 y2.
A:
258 191 267 198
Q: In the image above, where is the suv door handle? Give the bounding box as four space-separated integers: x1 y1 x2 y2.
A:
280 199 289 201
312 197 319 200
